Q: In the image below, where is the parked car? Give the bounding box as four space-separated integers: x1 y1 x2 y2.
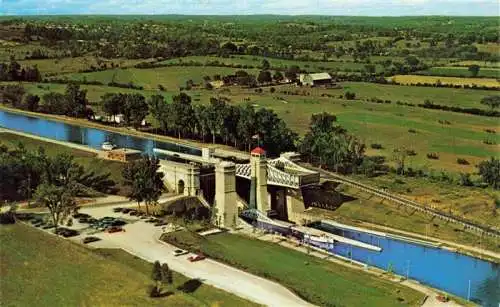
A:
111 220 126 226
42 223 55 229
188 254 206 262
83 236 101 244
154 221 168 227
113 207 123 213
73 213 90 219
56 227 79 238
129 211 139 216
122 208 132 214
107 226 124 233
173 249 189 257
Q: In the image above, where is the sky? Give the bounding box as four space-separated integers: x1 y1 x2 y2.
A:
0 0 499 16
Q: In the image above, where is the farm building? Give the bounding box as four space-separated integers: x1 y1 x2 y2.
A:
299 73 333 86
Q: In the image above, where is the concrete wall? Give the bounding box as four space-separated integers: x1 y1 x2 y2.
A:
158 160 200 196
215 162 237 228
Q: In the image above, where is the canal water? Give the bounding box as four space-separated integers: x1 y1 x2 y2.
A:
310 222 500 306
0 110 201 156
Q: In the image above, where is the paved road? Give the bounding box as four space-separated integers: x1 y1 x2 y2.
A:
76 205 314 307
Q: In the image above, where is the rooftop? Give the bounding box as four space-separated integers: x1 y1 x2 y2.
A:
251 147 266 155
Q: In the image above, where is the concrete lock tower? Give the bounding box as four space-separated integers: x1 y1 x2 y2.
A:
215 161 237 228
249 147 270 213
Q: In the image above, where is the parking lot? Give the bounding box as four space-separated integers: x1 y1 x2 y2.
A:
17 203 313 307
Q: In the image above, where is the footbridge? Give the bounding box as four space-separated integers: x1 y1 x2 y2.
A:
235 155 320 189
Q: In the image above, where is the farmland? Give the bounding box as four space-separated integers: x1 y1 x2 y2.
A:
418 67 500 78
389 75 500 87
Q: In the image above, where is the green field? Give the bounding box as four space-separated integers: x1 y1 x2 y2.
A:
160 55 384 73
162 231 424 307
225 85 499 172
340 82 494 109
0 223 258 307
419 67 500 78
57 66 260 90
0 132 127 194
19 56 147 76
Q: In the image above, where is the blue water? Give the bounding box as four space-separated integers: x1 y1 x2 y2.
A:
0 110 201 156
312 222 500 306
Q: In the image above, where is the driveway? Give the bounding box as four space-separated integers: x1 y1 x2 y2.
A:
76 204 314 307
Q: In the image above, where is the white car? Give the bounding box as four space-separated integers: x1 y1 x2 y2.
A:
172 249 189 256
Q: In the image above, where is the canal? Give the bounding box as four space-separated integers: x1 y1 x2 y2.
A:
310 222 499 306
2 109 499 306
0 110 201 156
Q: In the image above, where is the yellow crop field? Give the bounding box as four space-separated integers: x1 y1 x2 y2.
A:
389 75 500 87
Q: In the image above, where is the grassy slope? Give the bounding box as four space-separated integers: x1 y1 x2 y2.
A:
310 179 499 253
162 231 424 307
0 132 126 194
0 223 258 307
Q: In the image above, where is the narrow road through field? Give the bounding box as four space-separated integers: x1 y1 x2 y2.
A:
78 205 315 307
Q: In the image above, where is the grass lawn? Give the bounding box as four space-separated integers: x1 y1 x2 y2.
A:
162 231 425 307
57 66 261 90
419 67 500 79
0 223 258 307
0 132 127 194
389 75 500 88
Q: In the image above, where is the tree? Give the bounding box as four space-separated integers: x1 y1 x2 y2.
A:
0 84 25 107
206 97 229 144
273 71 284 83
392 147 409 175
152 261 162 292
148 94 169 131
23 94 40 112
478 157 500 189
237 103 256 151
65 83 88 118
122 93 148 128
169 93 195 138
364 64 376 74
122 156 165 215
480 95 500 110
344 91 356 100
257 70 272 84
42 92 66 115
101 93 123 123
468 64 480 77
161 263 173 286
194 104 210 142
285 65 300 82
34 183 76 232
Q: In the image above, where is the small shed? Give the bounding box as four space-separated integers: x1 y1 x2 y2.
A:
102 148 142 162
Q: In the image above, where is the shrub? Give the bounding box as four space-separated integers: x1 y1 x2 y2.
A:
0 211 15 224
483 139 496 145
427 153 439 160
344 91 356 100
371 143 383 149
457 158 470 165
408 128 417 133
406 149 417 156
485 129 496 134
270 87 276 93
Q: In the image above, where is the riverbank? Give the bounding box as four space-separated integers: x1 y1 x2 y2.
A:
0 104 249 160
